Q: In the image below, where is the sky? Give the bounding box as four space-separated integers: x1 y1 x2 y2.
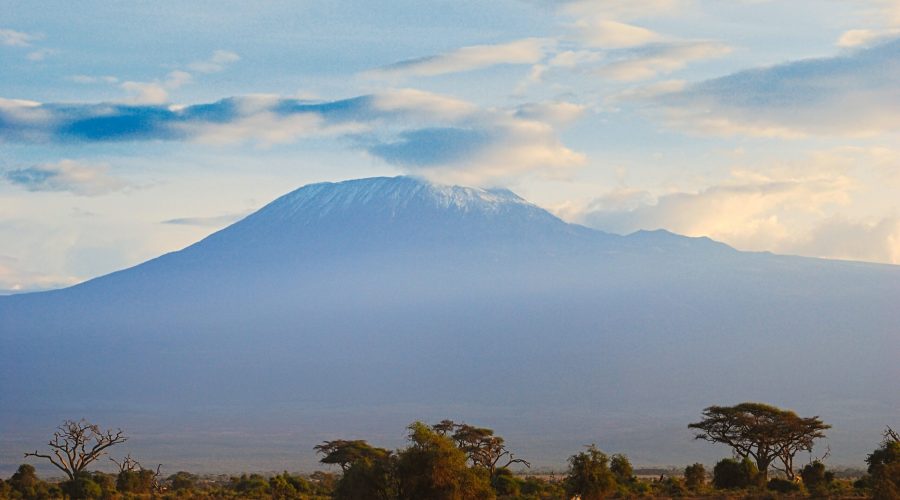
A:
2 0 900 292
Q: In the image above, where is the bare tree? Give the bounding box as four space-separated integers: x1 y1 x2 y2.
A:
25 419 127 480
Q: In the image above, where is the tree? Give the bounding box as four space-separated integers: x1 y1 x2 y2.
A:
396 422 494 500
111 454 161 493
24 419 127 481
7 464 58 499
609 454 634 484
168 471 198 491
867 426 900 500
688 402 829 480
564 444 616 500
800 460 833 496
683 463 706 490
432 420 530 479
315 439 396 500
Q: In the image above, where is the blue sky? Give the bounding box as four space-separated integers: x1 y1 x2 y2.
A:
2 0 900 292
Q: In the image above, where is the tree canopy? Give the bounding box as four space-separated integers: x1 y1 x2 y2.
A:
688 402 829 480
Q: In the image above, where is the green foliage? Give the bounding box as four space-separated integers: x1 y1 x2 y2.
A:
490 468 520 497
712 457 759 489
231 473 270 497
799 460 833 496
564 444 616 500
609 453 633 484
4 464 61 500
767 477 800 493
116 468 156 493
867 428 900 500
689 402 829 480
396 422 494 500
683 462 705 490
316 439 395 500
168 470 198 491
518 475 566 499
433 420 529 479
60 471 103 499
655 476 688 497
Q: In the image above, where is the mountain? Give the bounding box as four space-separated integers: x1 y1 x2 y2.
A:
1 176 897 473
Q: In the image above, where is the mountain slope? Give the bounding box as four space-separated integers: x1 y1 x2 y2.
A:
0 176 897 473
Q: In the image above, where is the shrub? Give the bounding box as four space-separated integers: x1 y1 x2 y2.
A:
712 457 758 489
767 477 800 493
683 463 705 490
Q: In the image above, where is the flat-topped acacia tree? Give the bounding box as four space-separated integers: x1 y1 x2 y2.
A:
25 419 127 480
689 402 829 481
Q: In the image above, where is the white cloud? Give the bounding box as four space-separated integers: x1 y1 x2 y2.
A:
162 211 252 227
609 79 686 101
4 160 130 196
579 167 855 252
0 255 78 293
120 81 170 104
548 50 604 68
836 29 900 47
794 216 900 264
371 88 478 121
70 75 120 84
0 28 39 47
514 101 586 125
595 41 732 81
574 19 661 48
367 38 554 77
26 48 57 61
120 70 193 104
188 50 241 73
559 0 686 21
181 110 367 147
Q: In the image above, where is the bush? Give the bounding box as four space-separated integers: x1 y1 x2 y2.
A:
683 463 705 490
767 477 800 493
60 472 103 499
800 460 833 495
712 457 759 489
565 445 617 500
168 470 198 491
491 468 521 497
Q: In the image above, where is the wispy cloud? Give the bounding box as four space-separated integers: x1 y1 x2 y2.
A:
572 19 661 48
653 37 900 137
162 211 251 227
0 90 585 184
557 0 686 20
0 28 40 47
366 38 553 77
121 70 193 105
595 41 732 81
4 159 129 196
0 255 79 293
187 50 241 74
26 48 57 61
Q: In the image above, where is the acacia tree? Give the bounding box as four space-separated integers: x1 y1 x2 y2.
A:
315 439 396 500
688 402 829 481
24 419 127 480
432 420 530 478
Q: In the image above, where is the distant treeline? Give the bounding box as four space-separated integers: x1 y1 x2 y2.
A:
3 402 898 499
